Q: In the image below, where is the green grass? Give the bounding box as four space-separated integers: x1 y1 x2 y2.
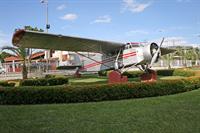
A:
70 77 107 83
69 76 107 85
0 89 200 133
159 76 187 80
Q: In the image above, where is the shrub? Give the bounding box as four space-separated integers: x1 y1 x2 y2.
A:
45 74 55 79
173 69 195 77
0 81 15 87
19 77 68 86
98 70 108 76
122 71 143 78
1 77 200 105
57 66 81 70
156 69 195 77
157 69 174 76
99 69 195 78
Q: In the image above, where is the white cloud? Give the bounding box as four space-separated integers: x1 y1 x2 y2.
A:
126 30 149 36
122 0 151 13
60 13 78 21
91 15 111 24
57 4 66 10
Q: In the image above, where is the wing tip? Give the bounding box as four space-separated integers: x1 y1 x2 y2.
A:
12 29 25 47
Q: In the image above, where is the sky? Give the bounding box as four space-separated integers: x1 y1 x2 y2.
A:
0 0 200 47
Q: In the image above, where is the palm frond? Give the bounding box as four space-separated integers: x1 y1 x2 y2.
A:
1 46 19 56
1 46 27 60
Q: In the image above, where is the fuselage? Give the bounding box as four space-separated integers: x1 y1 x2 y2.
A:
74 42 159 71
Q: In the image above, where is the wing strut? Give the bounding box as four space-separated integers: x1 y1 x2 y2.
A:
114 49 122 70
75 52 111 69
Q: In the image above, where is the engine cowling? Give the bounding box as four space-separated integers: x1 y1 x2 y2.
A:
142 43 159 64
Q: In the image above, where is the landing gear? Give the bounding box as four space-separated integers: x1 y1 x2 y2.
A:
74 67 81 78
108 49 128 84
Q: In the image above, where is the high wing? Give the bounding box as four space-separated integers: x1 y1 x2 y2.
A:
12 30 125 54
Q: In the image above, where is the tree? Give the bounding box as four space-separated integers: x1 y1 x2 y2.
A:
2 26 44 79
24 26 44 32
162 53 173 69
1 46 29 79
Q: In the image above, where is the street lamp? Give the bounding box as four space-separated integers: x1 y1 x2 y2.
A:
40 0 50 33
40 0 50 71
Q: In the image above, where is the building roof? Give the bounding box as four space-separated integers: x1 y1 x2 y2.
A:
30 52 45 59
4 56 22 62
4 51 45 62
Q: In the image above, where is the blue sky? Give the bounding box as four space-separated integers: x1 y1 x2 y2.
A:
0 0 200 47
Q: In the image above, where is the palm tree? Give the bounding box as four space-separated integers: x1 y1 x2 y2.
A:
162 53 173 69
193 47 200 66
1 46 29 79
0 51 11 63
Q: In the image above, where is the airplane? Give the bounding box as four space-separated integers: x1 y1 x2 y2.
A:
12 29 175 80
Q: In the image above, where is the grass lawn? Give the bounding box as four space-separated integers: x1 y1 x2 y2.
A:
0 89 200 133
159 76 187 80
69 76 107 85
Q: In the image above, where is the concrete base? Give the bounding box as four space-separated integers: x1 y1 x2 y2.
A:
108 70 128 84
141 70 157 82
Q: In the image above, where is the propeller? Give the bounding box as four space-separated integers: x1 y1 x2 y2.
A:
150 38 165 67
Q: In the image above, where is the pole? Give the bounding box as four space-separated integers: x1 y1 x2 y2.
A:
46 1 48 33
41 0 50 71
46 0 49 72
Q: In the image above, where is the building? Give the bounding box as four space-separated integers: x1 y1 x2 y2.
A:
3 51 45 72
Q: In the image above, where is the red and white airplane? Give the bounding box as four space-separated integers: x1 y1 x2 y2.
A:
12 30 174 73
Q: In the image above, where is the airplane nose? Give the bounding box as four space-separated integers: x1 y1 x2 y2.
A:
150 43 159 57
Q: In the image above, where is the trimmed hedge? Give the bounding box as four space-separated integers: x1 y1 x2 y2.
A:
19 77 68 86
57 66 81 70
45 74 56 79
0 81 15 87
98 70 107 76
122 71 143 78
157 69 196 77
99 69 196 78
157 69 175 76
173 69 195 77
0 77 200 105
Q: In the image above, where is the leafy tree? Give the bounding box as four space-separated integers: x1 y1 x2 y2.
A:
24 26 44 32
